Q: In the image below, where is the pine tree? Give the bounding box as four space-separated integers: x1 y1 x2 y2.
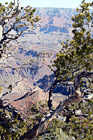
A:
0 0 40 58
48 0 93 110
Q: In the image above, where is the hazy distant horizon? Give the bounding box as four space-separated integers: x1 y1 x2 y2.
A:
0 0 92 8
33 7 76 9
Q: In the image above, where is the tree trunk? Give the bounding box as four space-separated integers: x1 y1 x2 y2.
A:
17 0 20 9
19 71 93 140
0 25 3 41
48 79 59 110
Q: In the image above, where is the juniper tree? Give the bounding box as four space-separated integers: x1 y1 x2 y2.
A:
0 0 40 96
0 2 40 138
0 0 40 58
48 0 93 110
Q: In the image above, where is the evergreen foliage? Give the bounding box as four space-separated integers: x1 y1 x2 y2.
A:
51 0 92 81
61 97 93 140
0 0 40 58
0 106 26 140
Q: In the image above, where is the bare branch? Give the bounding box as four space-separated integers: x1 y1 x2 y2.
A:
3 25 15 36
1 8 20 27
48 71 93 110
19 94 81 140
2 31 23 44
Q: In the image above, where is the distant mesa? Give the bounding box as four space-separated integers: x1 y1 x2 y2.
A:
40 25 69 34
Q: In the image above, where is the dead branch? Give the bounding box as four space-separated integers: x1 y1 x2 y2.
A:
19 71 93 140
19 96 81 140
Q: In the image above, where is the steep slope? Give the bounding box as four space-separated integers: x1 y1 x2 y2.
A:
2 78 66 117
